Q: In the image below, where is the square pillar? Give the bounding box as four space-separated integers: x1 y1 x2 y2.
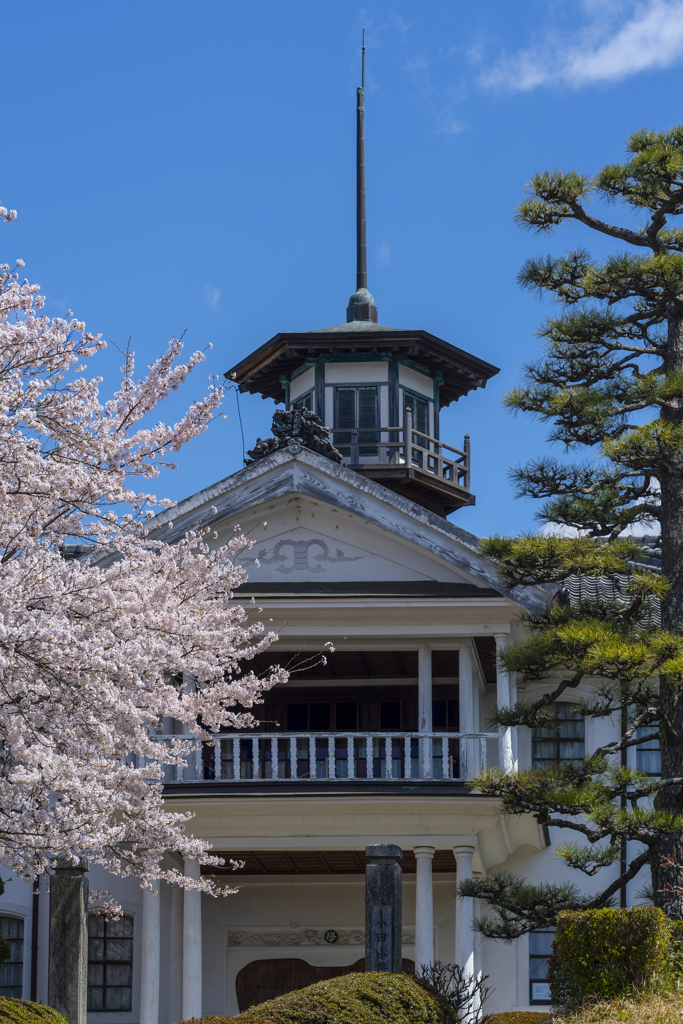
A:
140 888 160 1024
365 844 403 972
182 859 202 1020
48 857 89 1024
414 846 435 972
418 646 433 778
494 633 514 773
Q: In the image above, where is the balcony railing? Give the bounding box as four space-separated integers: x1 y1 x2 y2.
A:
152 731 498 784
330 408 470 491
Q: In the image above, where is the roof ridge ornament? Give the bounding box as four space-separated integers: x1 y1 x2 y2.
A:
245 408 343 465
346 30 378 325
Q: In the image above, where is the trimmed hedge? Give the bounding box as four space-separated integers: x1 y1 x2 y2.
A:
487 1015 551 1023
0 1001 68 1024
177 972 449 1024
547 907 673 1004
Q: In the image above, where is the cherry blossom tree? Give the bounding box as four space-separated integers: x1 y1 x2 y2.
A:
0 206 286 897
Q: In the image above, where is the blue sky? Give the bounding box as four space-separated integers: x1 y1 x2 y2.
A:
3 0 683 537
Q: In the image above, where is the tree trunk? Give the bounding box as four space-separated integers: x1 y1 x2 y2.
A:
652 300 683 918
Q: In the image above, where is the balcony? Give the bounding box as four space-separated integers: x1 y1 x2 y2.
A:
153 730 498 786
330 408 472 517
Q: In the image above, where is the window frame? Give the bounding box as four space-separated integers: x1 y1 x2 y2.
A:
636 724 661 776
293 390 313 411
333 385 380 459
532 702 585 769
529 927 555 1004
87 912 135 1013
0 914 24 999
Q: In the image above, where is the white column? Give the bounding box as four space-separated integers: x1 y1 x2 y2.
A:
458 644 474 779
182 859 202 1020
140 888 160 1024
494 633 514 774
453 839 476 978
414 846 435 972
418 646 433 778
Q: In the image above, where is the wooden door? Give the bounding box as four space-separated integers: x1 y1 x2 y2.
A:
235 958 415 1012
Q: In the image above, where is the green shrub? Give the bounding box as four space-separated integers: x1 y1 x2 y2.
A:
0 1000 68 1024
239 971 447 1024
547 907 673 1005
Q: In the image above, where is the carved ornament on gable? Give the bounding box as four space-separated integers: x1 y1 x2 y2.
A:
257 538 363 574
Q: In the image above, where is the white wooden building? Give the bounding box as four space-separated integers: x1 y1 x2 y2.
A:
0 58 658 1023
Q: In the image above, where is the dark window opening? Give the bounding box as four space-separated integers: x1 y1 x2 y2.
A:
309 703 331 731
287 704 308 731
403 392 429 440
88 914 134 1012
334 387 379 457
0 917 23 998
336 702 358 731
532 703 584 768
380 701 401 730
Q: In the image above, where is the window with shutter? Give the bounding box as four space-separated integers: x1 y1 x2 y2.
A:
334 387 379 458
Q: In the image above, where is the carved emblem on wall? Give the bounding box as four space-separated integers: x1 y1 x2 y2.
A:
257 538 363 575
227 927 415 947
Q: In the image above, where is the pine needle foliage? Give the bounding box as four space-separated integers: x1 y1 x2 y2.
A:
461 126 683 937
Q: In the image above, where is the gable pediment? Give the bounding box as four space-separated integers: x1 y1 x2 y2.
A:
150 448 552 611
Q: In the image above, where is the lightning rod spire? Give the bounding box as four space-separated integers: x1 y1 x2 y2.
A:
346 29 378 323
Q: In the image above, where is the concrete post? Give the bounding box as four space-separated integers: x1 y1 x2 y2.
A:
414 846 435 972
458 644 474 779
48 857 89 1024
182 859 202 1020
495 633 514 773
453 839 476 978
140 888 160 1024
418 646 433 778
365 844 403 972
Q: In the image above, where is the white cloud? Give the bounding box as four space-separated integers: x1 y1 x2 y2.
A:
480 0 683 91
204 284 220 311
436 107 465 136
376 242 391 265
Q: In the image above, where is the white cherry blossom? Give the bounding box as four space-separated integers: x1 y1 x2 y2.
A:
0 210 286 897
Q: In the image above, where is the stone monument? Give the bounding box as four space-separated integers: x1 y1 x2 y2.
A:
365 843 402 972
48 857 89 1024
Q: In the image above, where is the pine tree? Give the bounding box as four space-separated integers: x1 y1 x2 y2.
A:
461 126 683 937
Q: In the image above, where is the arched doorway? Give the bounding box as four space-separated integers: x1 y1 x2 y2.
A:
235 957 415 1012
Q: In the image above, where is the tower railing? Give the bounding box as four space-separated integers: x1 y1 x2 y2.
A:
330 409 470 491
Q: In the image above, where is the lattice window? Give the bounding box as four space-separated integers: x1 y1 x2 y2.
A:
88 914 134 1011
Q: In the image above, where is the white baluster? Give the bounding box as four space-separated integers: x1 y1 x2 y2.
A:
309 735 315 779
271 737 279 780
347 735 355 780
480 736 487 773
385 736 391 779
328 736 335 779
404 736 410 779
289 736 296 779
233 737 239 781
366 735 374 780
251 737 258 779
213 740 220 781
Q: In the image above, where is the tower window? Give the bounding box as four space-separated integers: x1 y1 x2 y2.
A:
294 391 313 411
403 392 429 437
334 387 379 457
0 916 24 998
88 914 134 1011
532 703 584 767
